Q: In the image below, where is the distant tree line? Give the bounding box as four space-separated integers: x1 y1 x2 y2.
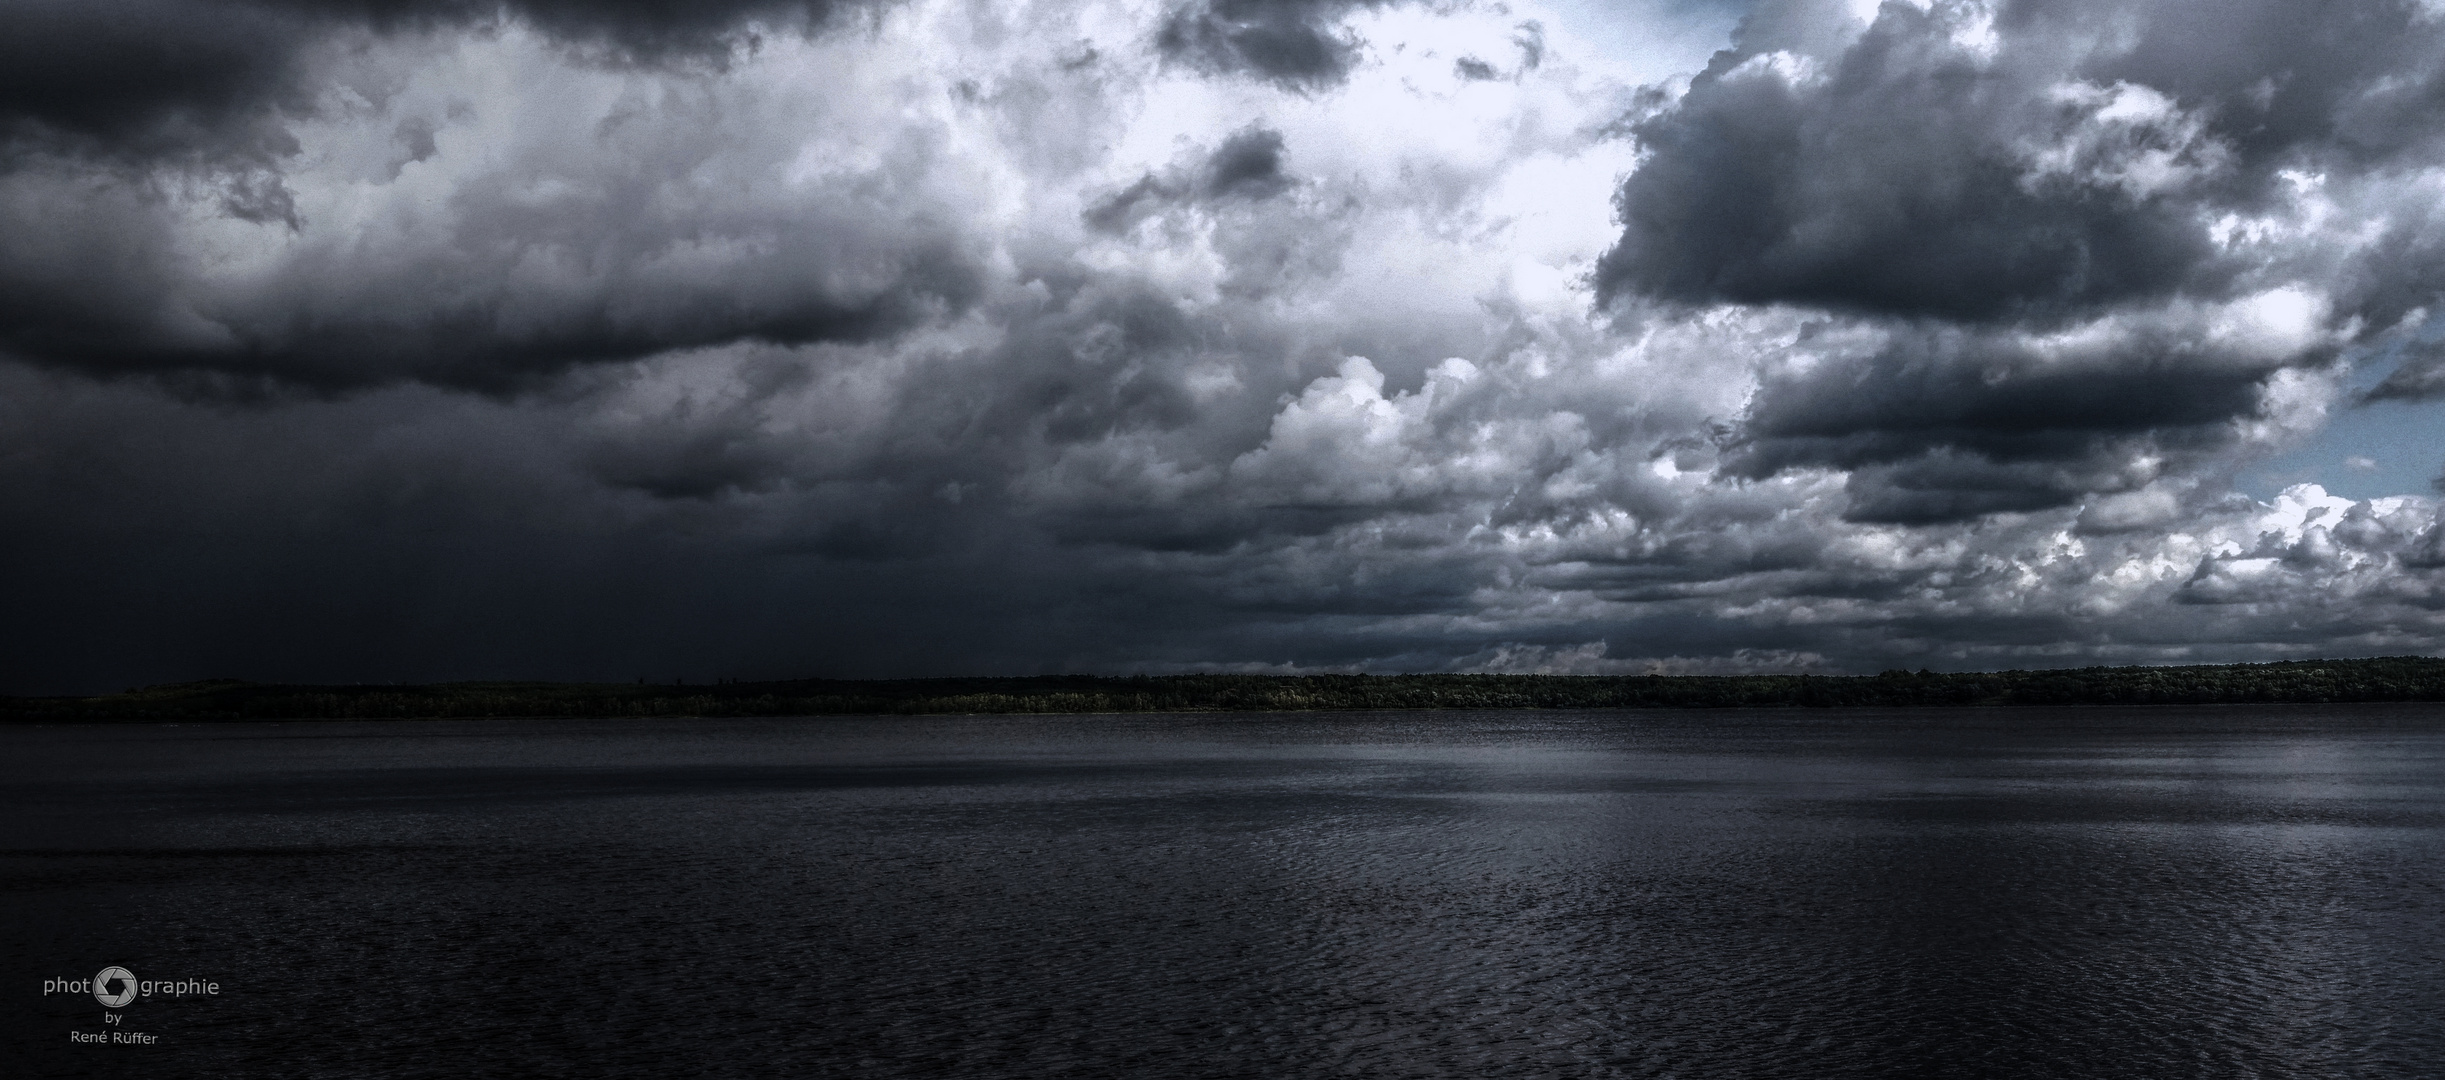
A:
7 657 2445 721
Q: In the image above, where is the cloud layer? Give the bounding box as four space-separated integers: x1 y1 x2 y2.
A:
4 0 2445 692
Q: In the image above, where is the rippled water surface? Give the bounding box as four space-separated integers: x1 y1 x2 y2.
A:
6 706 2445 1078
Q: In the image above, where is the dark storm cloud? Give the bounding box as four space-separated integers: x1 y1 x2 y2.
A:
0 0 312 167
0 0 944 391
0 1 856 164
484 0 855 61
0 200 984 390
1598 5 2215 322
10 0 2445 695
2070 0 2445 172
1202 126 1293 200
0 1 987 392
990 291 1207 448
565 273 1261 529
1589 0 2445 524
1085 124 1296 232
1154 0 1385 88
1724 320 2296 522
1597 0 2445 324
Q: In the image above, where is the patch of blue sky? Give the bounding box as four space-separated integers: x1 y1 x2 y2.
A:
2246 327 2445 501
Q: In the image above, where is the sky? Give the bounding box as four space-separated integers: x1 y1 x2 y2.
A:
7 0 2445 693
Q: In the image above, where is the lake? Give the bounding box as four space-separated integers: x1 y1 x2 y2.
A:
6 706 2443 1078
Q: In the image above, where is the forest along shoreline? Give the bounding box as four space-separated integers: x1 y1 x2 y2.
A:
7 657 2445 721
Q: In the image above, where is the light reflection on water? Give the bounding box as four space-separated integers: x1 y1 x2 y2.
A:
5 706 2443 1078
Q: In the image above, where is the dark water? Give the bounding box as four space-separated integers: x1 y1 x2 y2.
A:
5 707 2443 1078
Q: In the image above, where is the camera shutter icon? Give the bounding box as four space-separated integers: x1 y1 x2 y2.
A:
94 967 137 1008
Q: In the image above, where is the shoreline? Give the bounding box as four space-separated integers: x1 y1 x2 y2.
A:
9 657 2445 722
